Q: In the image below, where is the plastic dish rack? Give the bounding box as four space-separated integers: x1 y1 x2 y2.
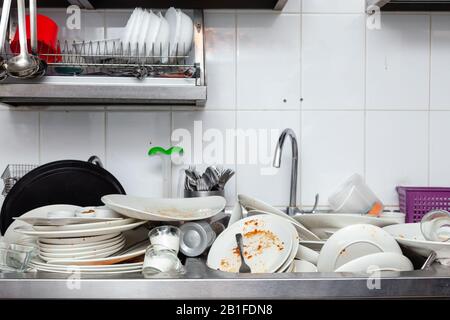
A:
396 186 450 223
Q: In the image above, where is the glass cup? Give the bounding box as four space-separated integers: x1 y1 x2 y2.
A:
421 210 450 242
148 226 181 254
142 244 184 278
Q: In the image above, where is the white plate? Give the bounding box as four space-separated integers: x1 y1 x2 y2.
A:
39 238 126 259
40 240 125 262
32 218 135 231
294 213 401 236
16 216 122 227
102 195 226 221
39 232 122 245
317 224 402 272
38 235 125 253
14 220 146 238
238 194 320 241
383 223 450 259
335 252 413 273
30 257 143 271
47 243 147 266
31 265 142 274
207 215 293 273
276 224 299 273
3 205 82 244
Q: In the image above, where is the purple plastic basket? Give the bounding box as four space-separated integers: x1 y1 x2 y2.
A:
396 186 450 223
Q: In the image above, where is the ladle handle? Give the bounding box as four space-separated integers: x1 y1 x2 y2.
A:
0 0 12 51
29 0 37 53
17 0 29 57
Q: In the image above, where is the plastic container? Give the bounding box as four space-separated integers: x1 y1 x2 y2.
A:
328 174 383 214
397 186 450 223
10 14 61 63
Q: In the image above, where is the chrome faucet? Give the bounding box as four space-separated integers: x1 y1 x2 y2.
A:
273 128 319 216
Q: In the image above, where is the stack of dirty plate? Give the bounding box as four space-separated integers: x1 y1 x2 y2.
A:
11 205 148 274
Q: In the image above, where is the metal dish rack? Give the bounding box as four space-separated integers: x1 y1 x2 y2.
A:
0 9 206 106
0 40 199 80
1 164 38 196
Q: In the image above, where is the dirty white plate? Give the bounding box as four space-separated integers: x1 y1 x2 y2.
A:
14 220 146 238
30 257 143 271
32 218 134 232
295 213 400 236
3 205 82 245
207 215 293 273
238 194 320 241
335 252 413 273
317 224 402 272
47 242 147 266
39 238 126 260
40 242 124 262
102 195 226 221
16 216 122 227
39 232 122 245
276 224 299 273
383 223 450 259
38 234 125 253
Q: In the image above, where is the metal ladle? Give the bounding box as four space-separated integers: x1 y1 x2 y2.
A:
0 0 12 81
4 0 40 78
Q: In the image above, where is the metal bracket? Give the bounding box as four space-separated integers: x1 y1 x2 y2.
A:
68 0 95 10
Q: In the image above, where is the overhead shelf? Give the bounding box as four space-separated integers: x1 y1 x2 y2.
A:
368 0 450 11
37 0 288 10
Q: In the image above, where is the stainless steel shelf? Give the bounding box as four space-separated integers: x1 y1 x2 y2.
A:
1 259 449 300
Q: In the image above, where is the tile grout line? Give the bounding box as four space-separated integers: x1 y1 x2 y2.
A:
299 2 303 208
427 15 433 187
363 9 368 183
234 9 238 201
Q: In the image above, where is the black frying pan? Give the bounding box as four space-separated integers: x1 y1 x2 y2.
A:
0 156 125 235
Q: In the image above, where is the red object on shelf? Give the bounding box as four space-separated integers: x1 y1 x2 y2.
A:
10 14 61 63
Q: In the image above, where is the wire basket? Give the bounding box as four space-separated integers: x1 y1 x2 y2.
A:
1 164 38 196
396 186 450 223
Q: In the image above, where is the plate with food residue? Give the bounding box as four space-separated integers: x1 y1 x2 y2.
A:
207 215 294 273
101 195 226 221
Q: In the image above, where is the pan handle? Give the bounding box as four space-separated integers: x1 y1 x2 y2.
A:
88 156 104 168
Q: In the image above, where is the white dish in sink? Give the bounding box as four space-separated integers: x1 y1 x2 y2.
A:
335 252 413 273
238 194 320 241
317 224 402 272
102 194 226 221
383 223 450 259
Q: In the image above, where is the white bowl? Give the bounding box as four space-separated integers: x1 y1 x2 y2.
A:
335 252 413 273
317 224 402 272
293 260 318 273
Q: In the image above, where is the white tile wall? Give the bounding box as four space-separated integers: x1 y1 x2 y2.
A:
301 111 365 206
236 13 301 109
366 14 430 110
40 111 105 163
302 14 365 109
366 111 429 205
3 0 450 210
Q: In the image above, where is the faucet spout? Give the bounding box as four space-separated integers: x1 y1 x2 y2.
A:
273 128 299 215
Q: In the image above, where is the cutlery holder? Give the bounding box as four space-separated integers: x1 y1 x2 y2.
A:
397 186 450 223
184 190 224 198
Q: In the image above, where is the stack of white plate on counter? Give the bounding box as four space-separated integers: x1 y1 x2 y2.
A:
207 214 299 273
10 206 149 274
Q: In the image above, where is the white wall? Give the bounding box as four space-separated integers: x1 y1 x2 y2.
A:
1 0 450 209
